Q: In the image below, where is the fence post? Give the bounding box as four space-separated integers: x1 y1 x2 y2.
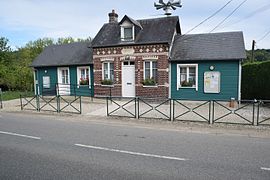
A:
0 88 3 109
212 101 215 124
256 100 260 126
135 97 137 119
106 96 109 116
57 95 60 113
172 99 175 121
36 95 40 111
79 96 82 114
20 94 23 110
170 99 172 121
209 101 212 124
137 97 140 119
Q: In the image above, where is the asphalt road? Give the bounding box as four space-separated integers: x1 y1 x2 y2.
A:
0 112 270 180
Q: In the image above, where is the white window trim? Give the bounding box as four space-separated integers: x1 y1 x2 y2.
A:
143 60 157 80
58 67 70 85
121 25 135 41
177 64 198 91
77 66 91 88
102 62 114 81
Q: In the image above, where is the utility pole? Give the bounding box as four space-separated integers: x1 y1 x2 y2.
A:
251 40 256 62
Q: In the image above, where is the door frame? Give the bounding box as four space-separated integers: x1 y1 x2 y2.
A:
57 67 70 95
122 61 135 97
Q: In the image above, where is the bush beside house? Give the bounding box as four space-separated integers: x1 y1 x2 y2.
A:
241 60 270 100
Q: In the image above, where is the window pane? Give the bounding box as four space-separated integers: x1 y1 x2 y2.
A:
180 67 187 86
104 63 108 79
144 62 150 79
124 27 132 39
152 62 157 81
145 62 150 69
110 63 114 81
189 67 196 87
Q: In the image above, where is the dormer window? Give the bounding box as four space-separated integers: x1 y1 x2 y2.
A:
121 25 134 41
124 27 133 40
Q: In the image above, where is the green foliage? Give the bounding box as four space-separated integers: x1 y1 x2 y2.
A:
101 79 113 85
245 49 270 63
181 80 193 87
142 78 157 86
0 36 91 92
1 91 34 101
241 60 270 99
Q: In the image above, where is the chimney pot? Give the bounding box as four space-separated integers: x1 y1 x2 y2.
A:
108 9 118 23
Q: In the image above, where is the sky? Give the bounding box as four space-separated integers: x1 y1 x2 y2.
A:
0 0 270 50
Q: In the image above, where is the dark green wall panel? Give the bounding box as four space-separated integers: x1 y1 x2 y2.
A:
171 60 240 100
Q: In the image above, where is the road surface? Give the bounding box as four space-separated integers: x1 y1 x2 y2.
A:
0 112 270 179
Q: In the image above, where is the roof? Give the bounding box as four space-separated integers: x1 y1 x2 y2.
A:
31 42 92 67
170 31 246 61
92 16 181 48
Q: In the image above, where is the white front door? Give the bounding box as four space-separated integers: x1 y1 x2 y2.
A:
122 61 135 97
57 67 70 95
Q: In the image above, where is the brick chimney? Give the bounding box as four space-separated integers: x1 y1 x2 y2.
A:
108 9 118 23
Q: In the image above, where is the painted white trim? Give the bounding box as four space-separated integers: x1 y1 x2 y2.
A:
142 56 159 60
102 62 114 80
100 58 114 62
120 22 135 41
33 69 37 95
177 64 198 91
238 60 242 101
169 63 171 98
57 67 70 84
143 60 157 80
77 66 91 88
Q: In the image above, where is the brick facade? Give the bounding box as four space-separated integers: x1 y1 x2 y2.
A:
93 44 170 98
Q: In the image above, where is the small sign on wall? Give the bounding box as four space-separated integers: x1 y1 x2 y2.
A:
204 71 220 93
43 76 50 89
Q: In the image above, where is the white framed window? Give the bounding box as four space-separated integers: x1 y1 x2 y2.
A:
144 61 158 82
102 62 114 81
177 64 198 91
121 25 134 41
60 69 69 84
77 66 90 86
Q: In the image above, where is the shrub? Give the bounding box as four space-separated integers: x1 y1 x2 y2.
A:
242 60 270 99
142 78 156 86
101 79 113 85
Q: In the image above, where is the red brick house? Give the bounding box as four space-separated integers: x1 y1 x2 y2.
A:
91 10 181 97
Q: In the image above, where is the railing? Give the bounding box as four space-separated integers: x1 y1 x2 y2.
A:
39 83 94 97
20 94 82 114
212 100 256 125
257 100 270 126
106 97 137 118
106 97 270 126
138 98 171 120
173 99 211 123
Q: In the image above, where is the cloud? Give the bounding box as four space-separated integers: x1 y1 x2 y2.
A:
0 0 270 49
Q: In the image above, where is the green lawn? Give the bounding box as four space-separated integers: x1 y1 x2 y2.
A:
0 91 34 101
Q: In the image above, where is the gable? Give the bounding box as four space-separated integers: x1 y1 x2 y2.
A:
92 16 181 47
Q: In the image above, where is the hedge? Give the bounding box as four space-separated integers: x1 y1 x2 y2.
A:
241 60 270 100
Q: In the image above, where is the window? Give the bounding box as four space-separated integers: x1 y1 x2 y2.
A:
61 69 69 84
124 27 132 40
77 67 90 86
177 64 198 90
102 62 114 84
144 61 158 83
121 26 134 41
